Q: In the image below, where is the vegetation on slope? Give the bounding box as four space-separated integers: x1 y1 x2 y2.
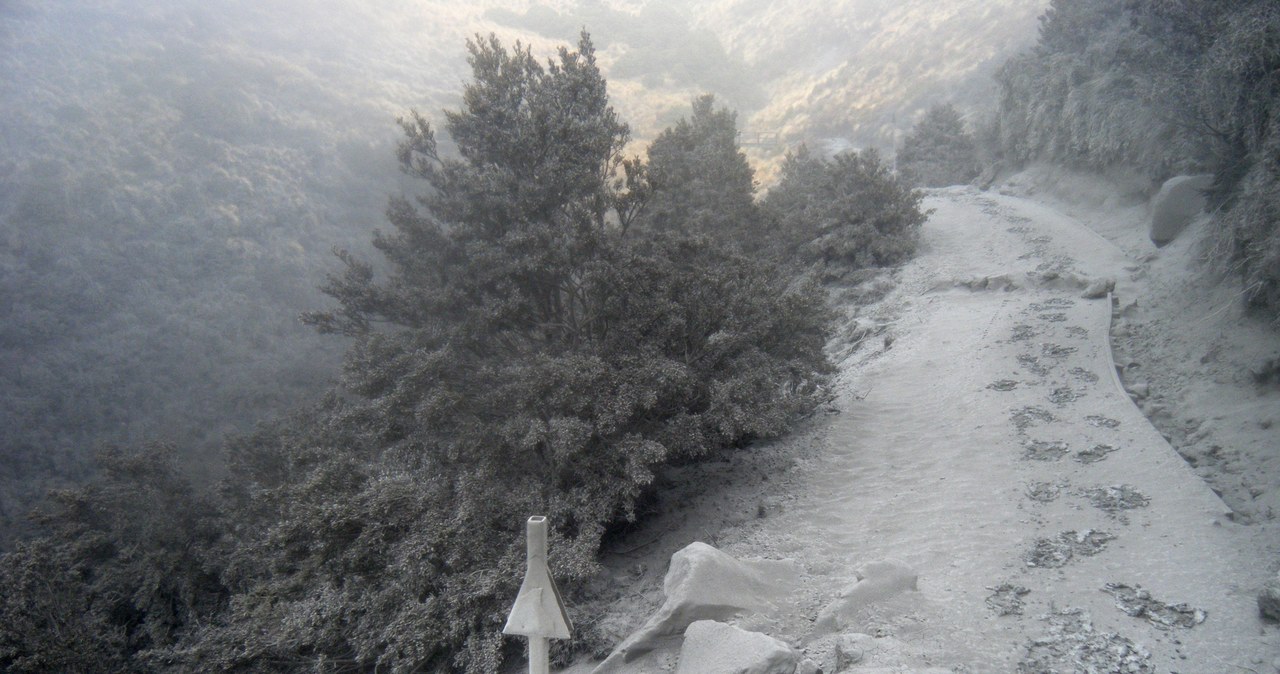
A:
0 32 929 673
0 0 1038 550
991 0 1280 318
897 103 980 188
764 146 928 273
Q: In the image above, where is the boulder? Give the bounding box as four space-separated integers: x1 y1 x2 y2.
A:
834 633 868 669
795 658 821 674
1150 174 1212 246
674 621 798 674
813 560 919 635
593 543 800 673
1081 277 1115 300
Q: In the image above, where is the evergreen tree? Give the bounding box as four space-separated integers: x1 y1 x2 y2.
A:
764 146 928 273
897 103 979 187
992 0 1280 318
635 95 762 248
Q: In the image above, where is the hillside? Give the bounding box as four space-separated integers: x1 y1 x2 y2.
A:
567 175 1280 673
0 0 1045 548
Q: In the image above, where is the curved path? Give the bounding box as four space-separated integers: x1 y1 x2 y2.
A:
588 187 1277 673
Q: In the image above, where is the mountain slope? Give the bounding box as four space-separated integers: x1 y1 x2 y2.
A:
0 0 1045 544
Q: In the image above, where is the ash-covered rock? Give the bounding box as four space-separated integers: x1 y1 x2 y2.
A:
1084 485 1150 513
1022 439 1069 461
1024 530 1115 568
1259 573 1280 621
1102 583 1207 629
1048 387 1080 404
1017 354 1051 377
1070 367 1100 383
987 584 1031 616
1084 414 1119 428
1018 608 1152 674
1041 343 1078 359
1012 406 1056 430
1025 482 1061 503
1075 444 1118 464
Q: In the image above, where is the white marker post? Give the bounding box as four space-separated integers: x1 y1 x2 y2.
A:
503 516 572 674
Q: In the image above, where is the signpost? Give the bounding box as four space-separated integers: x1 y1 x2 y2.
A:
504 516 572 674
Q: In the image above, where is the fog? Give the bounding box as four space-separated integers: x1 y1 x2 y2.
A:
0 0 1044 545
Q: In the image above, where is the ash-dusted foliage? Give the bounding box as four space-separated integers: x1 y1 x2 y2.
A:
631 95 764 249
990 0 1210 174
0 30 848 674
202 33 832 672
764 146 928 272
0 445 227 673
992 0 1280 319
897 103 979 187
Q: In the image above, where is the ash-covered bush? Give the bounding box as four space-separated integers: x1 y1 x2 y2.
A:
630 94 763 250
0 445 227 673
1195 2 1280 317
897 103 979 187
764 146 928 272
990 0 1209 174
1211 128 1280 316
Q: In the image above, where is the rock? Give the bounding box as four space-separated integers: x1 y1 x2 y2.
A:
1150 174 1212 246
795 658 822 674
1128 382 1149 399
834 633 868 669
805 632 883 673
593 543 800 672
675 621 798 674
812 560 919 634
1081 277 1115 299
1259 573 1280 621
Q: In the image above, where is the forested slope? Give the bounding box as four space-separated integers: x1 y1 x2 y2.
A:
991 0 1280 317
0 28 934 672
0 0 1044 550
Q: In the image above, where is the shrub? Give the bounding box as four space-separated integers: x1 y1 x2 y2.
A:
897 103 979 187
0 445 226 673
764 146 928 271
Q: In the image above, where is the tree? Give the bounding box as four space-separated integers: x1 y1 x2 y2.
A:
764 146 928 273
897 103 979 187
633 95 762 248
